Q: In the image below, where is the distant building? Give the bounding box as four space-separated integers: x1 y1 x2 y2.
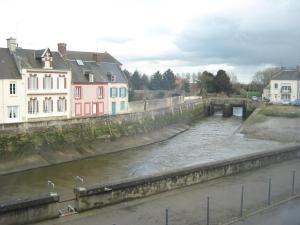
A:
269 66 300 104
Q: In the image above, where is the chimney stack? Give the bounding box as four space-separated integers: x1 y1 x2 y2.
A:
93 53 101 64
57 43 67 57
7 37 17 52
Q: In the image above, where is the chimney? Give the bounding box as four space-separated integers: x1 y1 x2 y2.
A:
7 37 17 52
57 43 67 57
93 53 101 64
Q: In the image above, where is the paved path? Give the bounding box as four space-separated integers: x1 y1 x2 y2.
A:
232 197 300 225
35 159 300 225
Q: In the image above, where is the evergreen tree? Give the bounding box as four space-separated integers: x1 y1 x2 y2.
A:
150 71 163 90
214 70 232 95
130 70 142 90
162 69 176 90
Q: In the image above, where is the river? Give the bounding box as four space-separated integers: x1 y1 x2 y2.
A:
0 112 291 201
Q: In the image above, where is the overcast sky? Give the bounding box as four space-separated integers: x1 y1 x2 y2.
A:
1 0 300 83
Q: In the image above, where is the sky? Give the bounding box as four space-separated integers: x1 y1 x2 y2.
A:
1 0 300 83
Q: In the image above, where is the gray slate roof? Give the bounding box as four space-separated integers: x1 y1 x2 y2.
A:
0 48 21 79
272 70 300 80
14 48 69 70
66 51 127 84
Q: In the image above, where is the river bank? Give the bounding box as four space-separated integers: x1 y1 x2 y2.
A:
240 105 300 142
0 123 190 176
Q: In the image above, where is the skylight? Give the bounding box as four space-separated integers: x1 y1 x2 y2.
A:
76 59 84 66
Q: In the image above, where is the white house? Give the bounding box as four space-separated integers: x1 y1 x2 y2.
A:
0 46 25 123
269 66 300 104
0 38 72 123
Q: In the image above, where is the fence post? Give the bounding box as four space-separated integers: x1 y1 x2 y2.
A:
165 208 169 225
292 170 296 196
268 177 272 205
240 185 244 217
207 196 210 225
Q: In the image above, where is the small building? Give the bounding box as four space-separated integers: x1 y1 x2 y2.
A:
57 43 128 117
269 66 300 104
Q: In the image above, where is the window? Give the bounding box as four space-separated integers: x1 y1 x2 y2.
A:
111 75 116 82
57 97 67 112
119 87 127 97
75 87 82 99
110 87 118 97
9 82 16 95
274 83 278 89
28 75 38 90
28 98 39 114
75 103 82 116
281 94 291 101
281 86 291 92
8 106 18 119
43 76 53 89
44 97 53 113
89 74 94 82
57 76 66 89
120 101 125 111
97 86 104 98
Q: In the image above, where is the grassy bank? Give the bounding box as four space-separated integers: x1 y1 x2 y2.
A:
259 105 300 118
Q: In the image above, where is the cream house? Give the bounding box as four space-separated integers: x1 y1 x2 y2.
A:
0 46 25 123
269 66 300 104
1 38 72 123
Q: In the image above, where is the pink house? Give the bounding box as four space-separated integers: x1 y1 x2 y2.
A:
57 43 121 117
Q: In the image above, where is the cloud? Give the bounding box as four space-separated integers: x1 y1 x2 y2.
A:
174 0 300 67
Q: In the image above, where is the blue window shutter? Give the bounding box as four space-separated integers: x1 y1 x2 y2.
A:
110 88 112 97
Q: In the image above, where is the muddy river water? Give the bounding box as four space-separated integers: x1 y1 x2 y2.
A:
0 112 291 201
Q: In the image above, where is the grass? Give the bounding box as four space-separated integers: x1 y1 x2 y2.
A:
259 105 300 118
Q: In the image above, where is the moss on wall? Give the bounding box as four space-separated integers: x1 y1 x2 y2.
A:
0 103 205 157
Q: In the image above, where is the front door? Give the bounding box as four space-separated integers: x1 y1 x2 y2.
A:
111 102 116 115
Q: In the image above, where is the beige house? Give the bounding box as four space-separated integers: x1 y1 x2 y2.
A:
0 38 72 123
269 66 300 104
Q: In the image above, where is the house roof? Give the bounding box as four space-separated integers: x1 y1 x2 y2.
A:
65 51 127 84
0 48 21 79
272 69 300 81
66 51 122 65
14 48 69 70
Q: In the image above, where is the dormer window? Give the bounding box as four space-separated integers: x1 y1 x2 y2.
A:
107 72 116 82
42 51 53 69
89 74 94 82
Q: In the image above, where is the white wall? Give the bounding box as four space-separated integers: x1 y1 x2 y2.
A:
270 80 298 103
0 79 25 123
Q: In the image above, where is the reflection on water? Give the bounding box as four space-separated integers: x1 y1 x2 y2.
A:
0 116 291 201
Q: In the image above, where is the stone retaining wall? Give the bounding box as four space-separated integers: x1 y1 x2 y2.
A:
74 145 300 212
0 193 59 225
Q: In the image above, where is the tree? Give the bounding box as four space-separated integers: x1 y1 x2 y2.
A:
130 70 142 90
199 71 215 94
123 69 132 89
214 70 232 95
141 74 150 89
150 71 163 90
252 67 281 86
162 69 176 90
184 80 190 94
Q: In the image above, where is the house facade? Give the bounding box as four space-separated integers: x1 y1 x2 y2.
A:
269 66 300 104
0 47 25 123
1 38 72 123
57 43 128 117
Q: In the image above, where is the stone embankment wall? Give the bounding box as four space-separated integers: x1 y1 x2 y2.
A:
74 145 300 212
0 101 205 154
0 193 59 225
127 96 184 113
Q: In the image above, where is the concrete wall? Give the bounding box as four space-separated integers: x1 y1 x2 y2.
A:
74 145 300 212
0 193 59 225
128 96 184 113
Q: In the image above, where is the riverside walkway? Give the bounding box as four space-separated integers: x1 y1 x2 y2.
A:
34 158 300 225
